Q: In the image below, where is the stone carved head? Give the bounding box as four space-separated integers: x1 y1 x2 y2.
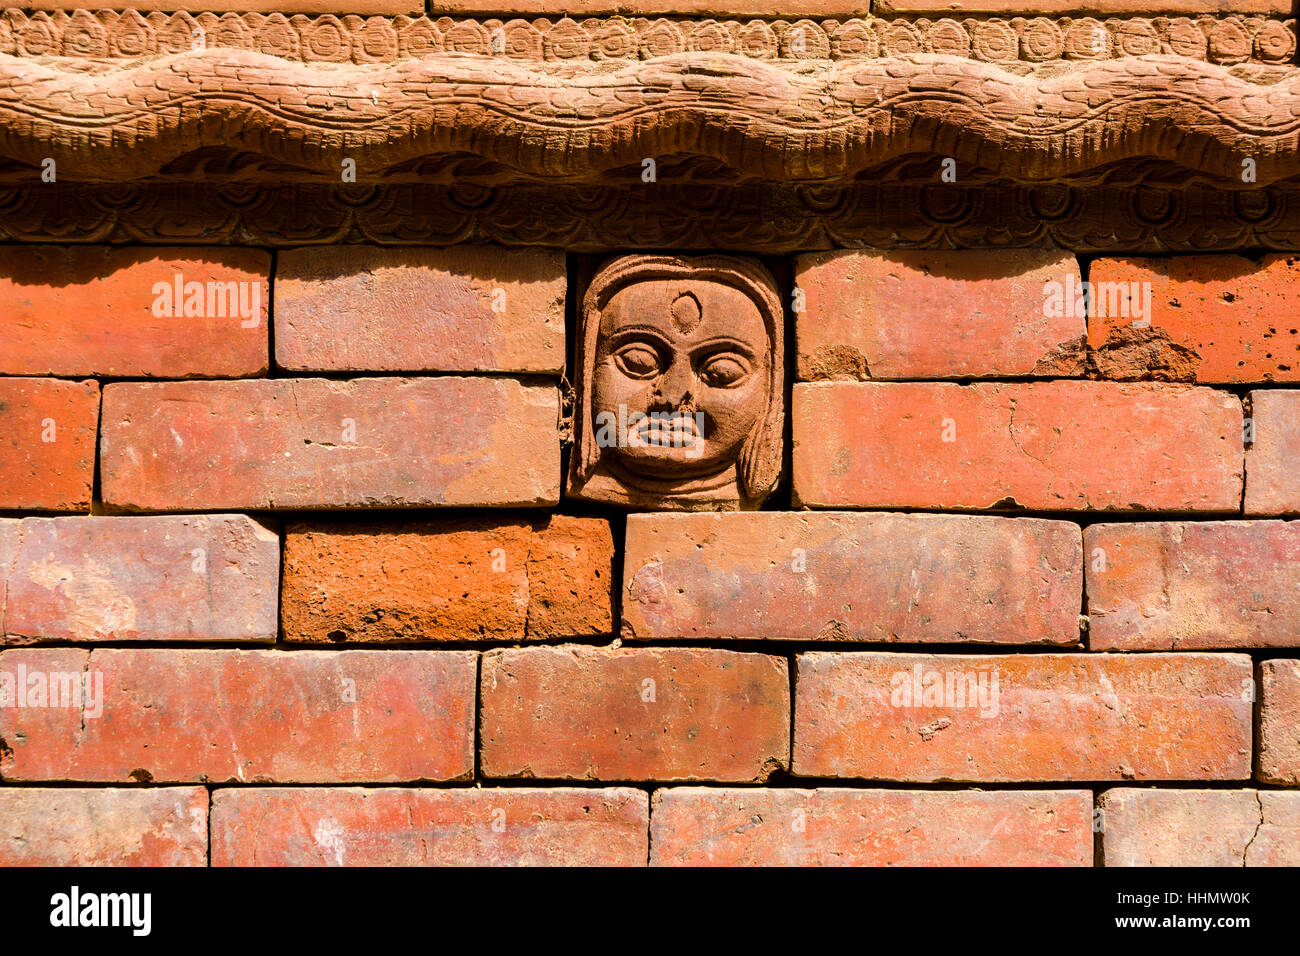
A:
569 255 784 510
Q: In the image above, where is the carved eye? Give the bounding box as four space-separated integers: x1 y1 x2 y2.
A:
698 353 750 388
614 344 662 379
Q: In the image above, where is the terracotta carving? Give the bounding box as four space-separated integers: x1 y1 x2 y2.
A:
6 181 1300 252
1 11 1293 67
0 48 1297 186
569 255 784 511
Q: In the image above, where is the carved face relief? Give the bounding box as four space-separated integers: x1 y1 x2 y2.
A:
570 255 784 510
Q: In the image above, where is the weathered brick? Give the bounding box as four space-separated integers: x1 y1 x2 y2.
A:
1086 522 1300 650
795 250 1084 380
0 787 207 866
282 515 613 643
0 378 99 512
1246 389 1300 515
793 381 1242 511
4 515 279 644
623 512 1082 645
1258 659 1300 785
0 648 476 783
1100 789 1300 866
793 652 1252 781
211 787 648 866
480 646 789 782
1089 256 1300 383
100 377 560 511
275 246 565 373
651 788 1092 866
0 247 268 377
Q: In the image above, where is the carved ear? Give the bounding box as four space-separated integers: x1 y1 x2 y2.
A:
575 304 604 482
737 380 784 500
731 259 785 503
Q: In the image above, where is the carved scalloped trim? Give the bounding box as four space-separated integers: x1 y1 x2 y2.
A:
0 10 1295 66
2 182 1298 252
1 49 1297 185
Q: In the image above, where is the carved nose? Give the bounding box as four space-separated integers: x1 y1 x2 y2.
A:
657 357 694 409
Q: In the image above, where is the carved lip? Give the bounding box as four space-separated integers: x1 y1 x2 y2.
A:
1 49 1297 185
631 412 702 450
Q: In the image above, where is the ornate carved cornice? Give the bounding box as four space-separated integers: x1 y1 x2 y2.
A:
1 8 1297 248
4 181 1298 252
0 48 1297 185
1 10 1295 66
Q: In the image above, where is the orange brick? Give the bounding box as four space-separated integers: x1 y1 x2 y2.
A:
1258 659 1300 785
1246 389 1300 515
1089 256 1300 383
4 515 279 644
0 247 268 377
480 645 789 782
623 512 1082 645
793 652 1252 782
211 788 648 866
99 377 560 511
282 516 614 643
275 246 565 374
651 788 1092 866
795 250 1084 380
0 648 476 783
0 377 99 512
1086 521 1300 650
0 787 207 866
793 381 1242 511
877 0 1286 11
1100 789 1300 866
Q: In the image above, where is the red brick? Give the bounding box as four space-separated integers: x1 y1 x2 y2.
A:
793 652 1252 782
0 648 476 783
1099 789 1300 866
623 512 1082 645
1246 389 1300 515
792 381 1242 511
282 516 613 643
276 246 565 374
480 645 789 782
0 519 19 604
795 250 1084 380
211 787 648 866
1089 256 1300 384
1086 521 1300 650
0 247 268 377
4 515 279 644
0 378 99 512
0 786 207 866
99 377 560 511
651 788 1092 866
1258 659 1300 785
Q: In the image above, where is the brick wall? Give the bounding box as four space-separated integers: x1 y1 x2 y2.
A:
2 244 1298 866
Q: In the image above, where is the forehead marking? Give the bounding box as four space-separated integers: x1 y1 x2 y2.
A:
670 291 702 335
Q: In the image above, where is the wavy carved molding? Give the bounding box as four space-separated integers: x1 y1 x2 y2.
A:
3 182 1299 252
1 10 1296 66
0 49 1297 186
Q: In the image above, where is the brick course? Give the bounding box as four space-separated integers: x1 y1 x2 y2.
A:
1 241 1295 867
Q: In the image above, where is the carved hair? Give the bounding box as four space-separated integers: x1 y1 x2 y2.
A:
575 255 785 500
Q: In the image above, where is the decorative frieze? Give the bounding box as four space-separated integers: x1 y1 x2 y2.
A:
0 9 1294 65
